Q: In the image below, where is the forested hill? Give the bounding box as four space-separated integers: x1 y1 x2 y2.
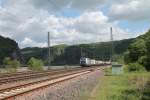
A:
0 34 135 66
0 35 23 64
124 29 150 70
21 38 134 65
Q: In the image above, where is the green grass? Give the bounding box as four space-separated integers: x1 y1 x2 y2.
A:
89 69 150 100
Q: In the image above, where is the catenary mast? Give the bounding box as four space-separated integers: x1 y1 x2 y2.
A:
48 32 51 69
110 27 114 63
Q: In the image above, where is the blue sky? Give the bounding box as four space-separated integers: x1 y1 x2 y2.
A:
118 21 150 33
0 0 150 48
61 9 80 18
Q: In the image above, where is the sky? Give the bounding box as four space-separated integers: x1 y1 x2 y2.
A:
0 0 150 48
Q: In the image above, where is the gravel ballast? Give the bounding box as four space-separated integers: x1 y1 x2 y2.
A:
11 69 104 100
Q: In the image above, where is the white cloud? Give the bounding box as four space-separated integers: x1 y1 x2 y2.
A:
21 37 47 48
0 0 142 48
73 12 108 34
109 0 150 21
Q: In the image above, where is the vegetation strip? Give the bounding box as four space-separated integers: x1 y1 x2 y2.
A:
88 69 150 100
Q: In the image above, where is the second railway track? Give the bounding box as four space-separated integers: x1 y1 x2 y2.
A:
0 68 82 85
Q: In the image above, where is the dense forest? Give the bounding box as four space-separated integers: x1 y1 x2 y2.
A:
0 35 23 64
21 38 134 65
124 29 150 70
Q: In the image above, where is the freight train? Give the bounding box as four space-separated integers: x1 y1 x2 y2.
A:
80 57 111 67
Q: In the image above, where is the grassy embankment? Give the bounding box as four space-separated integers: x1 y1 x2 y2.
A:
88 68 150 100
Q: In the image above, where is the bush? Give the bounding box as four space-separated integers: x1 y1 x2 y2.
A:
28 57 43 71
124 63 145 72
11 59 20 69
3 57 12 65
3 57 20 72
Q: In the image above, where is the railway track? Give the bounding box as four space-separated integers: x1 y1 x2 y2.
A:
0 68 86 92
0 68 82 85
0 67 100 100
0 68 79 78
0 69 67 79
0 71 32 78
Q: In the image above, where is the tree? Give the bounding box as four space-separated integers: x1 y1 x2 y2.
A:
124 30 150 71
146 37 150 54
28 57 43 71
127 39 146 62
0 35 21 64
124 51 131 64
143 37 150 70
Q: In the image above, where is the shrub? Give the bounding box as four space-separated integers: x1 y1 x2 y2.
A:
124 63 145 72
11 59 20 69
28 57 43 71
3 57 12 65
3 57 20 72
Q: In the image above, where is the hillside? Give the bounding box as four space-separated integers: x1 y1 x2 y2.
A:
21 38 134 65
0 35 23 64
124 29 150 70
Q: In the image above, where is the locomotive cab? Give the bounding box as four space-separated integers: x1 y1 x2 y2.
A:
80 57 90 67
